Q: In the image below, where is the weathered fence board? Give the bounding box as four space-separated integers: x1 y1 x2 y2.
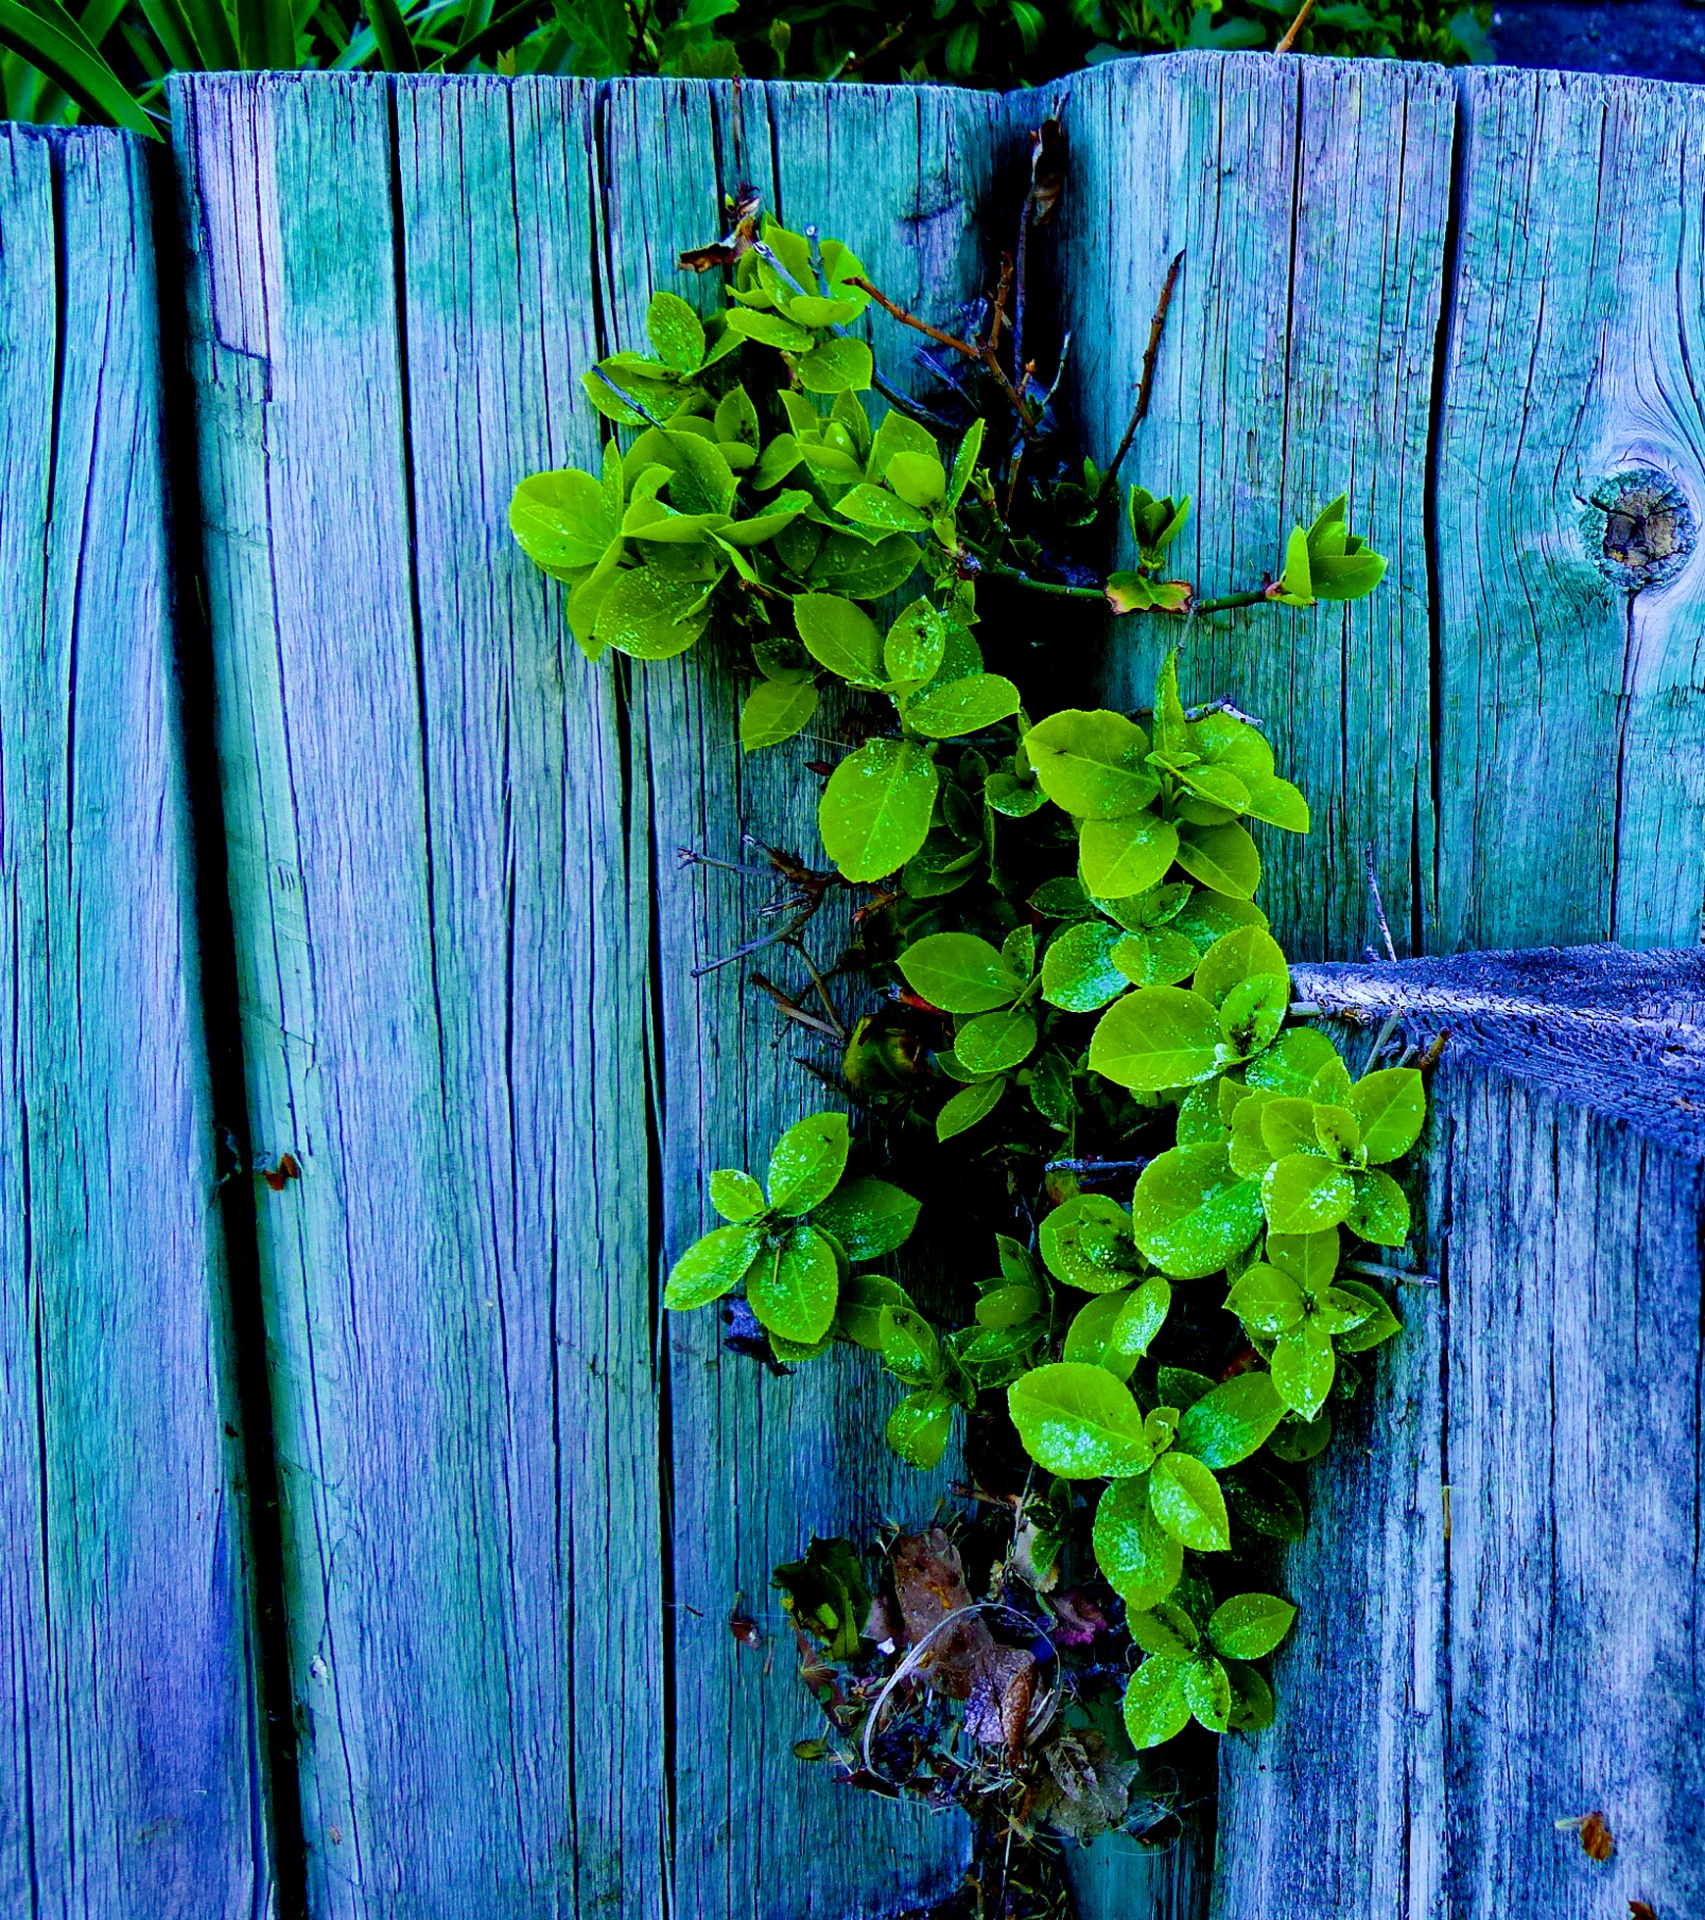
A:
597 76 1000 1919
1435 68 1705 952
175 71 661 1913
0 127 269 1913
1213 947 1705 1919
1063 52 1456 962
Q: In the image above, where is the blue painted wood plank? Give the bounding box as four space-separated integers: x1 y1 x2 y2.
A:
173 69 661 1914
1058 52 1456 963
0 125 271 1915
1435 68 1705 951
1214 947 1705 1918
599 76 1004 1920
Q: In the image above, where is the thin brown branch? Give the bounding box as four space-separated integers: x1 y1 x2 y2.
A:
851 274 1042 439
784 937 848 1040
1276 0 1315 51
748 971 844 1039
983 253 1015 361
1097 249 1184 506
1365 843 1398 963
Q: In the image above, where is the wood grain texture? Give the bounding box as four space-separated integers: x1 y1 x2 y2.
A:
1057 52 1455 962
173 71 659 1914
1214 946 1705 1918
596 75 1001 1919
1435 69 1705 952
0 127 270 1914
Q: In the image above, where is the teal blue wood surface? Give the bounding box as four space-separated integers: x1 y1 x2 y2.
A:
174 71 662 1915
0 126 270 1913
1060 52 1456 964
1434 68 1705 951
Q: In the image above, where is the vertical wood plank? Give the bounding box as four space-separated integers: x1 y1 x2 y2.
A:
0 127 271 1914
1212 951 1705 1918
1058 52 1455 961
174 70 660 1913
1435 69 1705 951
593 75 1008 1918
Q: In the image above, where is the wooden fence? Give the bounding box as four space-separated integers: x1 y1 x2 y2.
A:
2 50 1703 1919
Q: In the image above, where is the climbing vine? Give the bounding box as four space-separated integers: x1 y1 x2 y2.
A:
511 149 1427 1907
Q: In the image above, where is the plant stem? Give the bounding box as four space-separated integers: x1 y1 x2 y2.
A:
850 274 1042 438
1096 248 1184 507
1192 588 1271 615
1276 0 1316 51
978 562 1106 603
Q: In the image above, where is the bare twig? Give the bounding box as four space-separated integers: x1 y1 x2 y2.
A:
1365 844 1398 962
1367 1010 1404 1066
850 275 1042 438
786 937 848 1039
1044 1157 1150 1175
983 253 1015 361
749 971 844 1040
1276 0 1316 52
1184 697 1266 729
1096 249 1184 507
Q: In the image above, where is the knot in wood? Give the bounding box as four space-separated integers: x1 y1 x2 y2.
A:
1582 468 1694 590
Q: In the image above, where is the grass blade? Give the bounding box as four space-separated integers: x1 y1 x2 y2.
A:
0 0 158 131
364 0 420 69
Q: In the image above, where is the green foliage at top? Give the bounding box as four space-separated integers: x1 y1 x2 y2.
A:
1 0 1489 140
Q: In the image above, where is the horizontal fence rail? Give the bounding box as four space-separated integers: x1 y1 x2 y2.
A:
1 49 1704 1920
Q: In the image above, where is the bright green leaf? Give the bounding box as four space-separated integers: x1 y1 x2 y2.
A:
767 1111 850 1217
1007 1362 1154 1478
819 738 937 882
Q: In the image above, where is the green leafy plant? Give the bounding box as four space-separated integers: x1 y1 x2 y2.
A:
516 182 1428 1894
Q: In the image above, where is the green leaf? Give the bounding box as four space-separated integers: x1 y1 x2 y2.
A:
748 1223 839 1344
709 1169 767 1222
887 451 948 508
1346 1168 1411 1245
900 932 1026 1013
772 1536 869 1661
1129 1602 1199 1659
1260 1098 1321 1161
1183 1655 1234 1732
1240 772 1311 832
1262 1154 1354 1234
1313 1102 1362 1161
1350 1067 1426 1163
593 565 714 660
647 290 706 372
1333 1277 1403 1353
1131 1146 1265 1278
0 0 160 132
509 468 620 575
1149 1451 1231 1550
663 1221 762 1310
740 676 819 751
714 384 761 448
936 1077 1005 1140
1111 1277 1172 1368
835 1275 915 1349
1089 986 1221 1091
1268 1409 1332 1463
879 1304 942 1385
766 1112 850 1216
819 738 937 882
1175 1373 1287 1469
1223 1263 1306 1336
1063 1288 1134 1373
798 337 874 393
976 1284 1043 1330
1040 1194 1139 1295
1225 1660 1276 1732
812 1177 920 1260
1266 1227 1341 1294
1023 709 1160 819
794 592 885 685
1157 1366 1216 1411
1224 1464 1306 1541
1122 1657 1192 1750
1177 1080 1229 1146
837 484 932 534
884 598 947 686
1219 975 1288 1062
1041 921 1130 1013
1194 927 1291 1009
945 415 985 508
956 1009 1037 1076
726 307 815 352
1246 1027 1353 1104
1094 1477 1183 1610
1080 812 1180 900
1272 1317 1335 1419
1274 523 1314 604
1007 1363 1154 1479
906 673 1022 739
1175 821 1261 899
887 1389 955 1469
808 530 920 598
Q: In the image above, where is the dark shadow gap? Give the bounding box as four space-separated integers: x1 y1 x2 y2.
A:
143 131 309 1920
